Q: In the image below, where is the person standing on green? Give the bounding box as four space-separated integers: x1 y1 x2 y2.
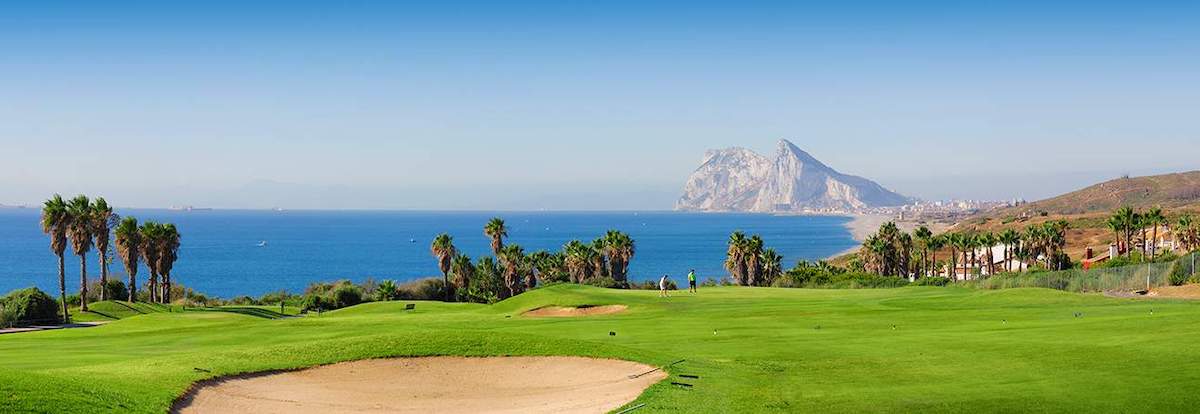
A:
687 269 697 293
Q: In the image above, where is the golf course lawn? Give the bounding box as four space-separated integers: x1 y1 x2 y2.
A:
4 284 1200 413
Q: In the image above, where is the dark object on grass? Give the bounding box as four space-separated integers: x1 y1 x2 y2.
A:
679 374 700 379
671 382 693 388
404 303 415 311
609 331 616 336
193 367 210 373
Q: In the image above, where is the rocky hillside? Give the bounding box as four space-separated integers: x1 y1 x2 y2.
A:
676 140 910 212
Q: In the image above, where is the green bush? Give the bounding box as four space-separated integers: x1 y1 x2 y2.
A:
300 294 330 312
1170 261 1192 286
584 277 626 289
330 284 364 308
0 287 61 327
375 280 401 301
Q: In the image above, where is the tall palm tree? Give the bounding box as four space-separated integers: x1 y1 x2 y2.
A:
601 230 636 283
927 234 945 277
499 244 526 298
562 240 591 283
90 197 118 301
1178 215 1198 252
999 229 1020 273
483 218 508 255
945 233 959 280
41 195 70 322
978 232 997 276
725 231 748 285
1112 207 1138 258
744 235 764 285
913 226 933 277
66 195 94 312
114 217 141 302
139 222 163 303
157 224 181 303
450 253 474 300
431 233 457 301
760 248 783 286
1145 207 1166 259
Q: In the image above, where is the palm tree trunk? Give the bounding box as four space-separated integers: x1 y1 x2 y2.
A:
128 271 136 302
443 270 451 302
162 273 170 303
98 250 108 301
58 255 68 323
1151 226 1159 259
79 254 89 312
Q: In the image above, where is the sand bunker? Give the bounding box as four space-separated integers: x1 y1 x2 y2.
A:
523 305 628 317
1152 284 1200 299
175 356 663 414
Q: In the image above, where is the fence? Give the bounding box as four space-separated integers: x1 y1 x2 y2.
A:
963 252 1198 293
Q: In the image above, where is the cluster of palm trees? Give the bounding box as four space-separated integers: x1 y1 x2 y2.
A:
41 195 180 320
1107 207 1169 259
1177 215 1199 253
430 217 637 302
724 232 783 286
858 220 1070 279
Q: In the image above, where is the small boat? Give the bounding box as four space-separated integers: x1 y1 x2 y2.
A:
257 241 268 247
409 238 416 243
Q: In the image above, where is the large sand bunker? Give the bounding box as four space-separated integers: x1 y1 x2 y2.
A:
523 305 628 317
175 356 663 414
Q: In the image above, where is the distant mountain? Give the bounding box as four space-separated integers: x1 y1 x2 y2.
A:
992 171 1200 216
675 139 911 212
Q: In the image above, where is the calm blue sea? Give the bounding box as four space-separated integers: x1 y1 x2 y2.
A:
0 209 855 298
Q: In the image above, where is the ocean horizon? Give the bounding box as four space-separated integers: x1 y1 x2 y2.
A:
0 208 857 298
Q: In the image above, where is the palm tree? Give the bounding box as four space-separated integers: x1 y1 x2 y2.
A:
157 224 181 303
90 197 118 301
725 231 748 285
1112 207 1138 258
563 240 591 283
66 195 94 312
590 237 609 279
914 226 933 277
927 235 945 277
431 233 457 301
483 218 508 255
499 244 526 298
114 217 141 302
1145 207 1166 259
139 222 162 303
760 248 783 286
41 195 70 322
450 254 474 300
945 233 959 280
978 232 996 276
602 230 636 283
1178 215 1198 252
998 229 1020 273
744 235 764 285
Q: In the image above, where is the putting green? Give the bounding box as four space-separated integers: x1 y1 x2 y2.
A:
3 284 1200 413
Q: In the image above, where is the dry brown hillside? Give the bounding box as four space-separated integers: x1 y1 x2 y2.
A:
951 171 1200 259
998 171 1200 216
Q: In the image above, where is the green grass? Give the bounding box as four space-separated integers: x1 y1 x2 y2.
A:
5 285 1200 413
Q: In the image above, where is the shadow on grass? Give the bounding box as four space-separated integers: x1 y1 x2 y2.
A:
196 307 293 320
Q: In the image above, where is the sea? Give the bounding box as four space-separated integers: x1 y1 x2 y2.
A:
0 208 856 298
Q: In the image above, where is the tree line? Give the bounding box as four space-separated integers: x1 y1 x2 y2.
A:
430 217 637 303
41 195 180 320
856 220 1070 279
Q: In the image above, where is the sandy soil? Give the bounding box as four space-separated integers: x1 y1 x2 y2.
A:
175 356 664 414
1151 284 1200 299
522 305 627 318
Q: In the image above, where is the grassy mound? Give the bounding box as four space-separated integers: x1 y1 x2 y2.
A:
4 285 1200 412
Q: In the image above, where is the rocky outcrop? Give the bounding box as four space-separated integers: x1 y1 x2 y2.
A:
675 140 910 212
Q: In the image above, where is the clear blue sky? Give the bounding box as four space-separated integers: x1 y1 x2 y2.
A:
1 1 1197 210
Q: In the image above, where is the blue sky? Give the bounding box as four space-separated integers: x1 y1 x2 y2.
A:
1 1 1197 209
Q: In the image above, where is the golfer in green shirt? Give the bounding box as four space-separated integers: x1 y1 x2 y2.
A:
687 269 697 293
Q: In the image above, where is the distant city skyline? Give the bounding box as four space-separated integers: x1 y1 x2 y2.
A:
2 2 1197 210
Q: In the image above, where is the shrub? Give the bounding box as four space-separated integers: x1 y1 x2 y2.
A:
584 277 626 289
0 287 61 327
330 284 364 308
1170 261 1192 286
300 294 330 312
